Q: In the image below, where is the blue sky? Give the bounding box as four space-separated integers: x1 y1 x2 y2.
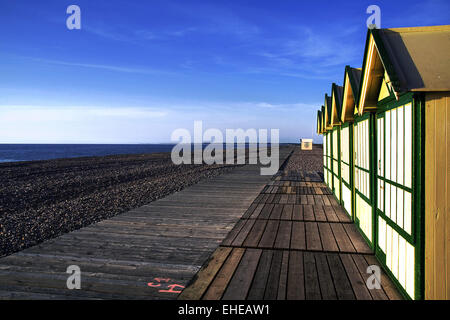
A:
0 0 448 143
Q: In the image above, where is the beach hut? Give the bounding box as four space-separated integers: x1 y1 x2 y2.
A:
316 24 450 300
339 66 362 219
323 97 333 190
321 107 330 188
330 83 344 203
357 25 450 300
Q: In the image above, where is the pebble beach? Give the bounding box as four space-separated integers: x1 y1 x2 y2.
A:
0 152 237 257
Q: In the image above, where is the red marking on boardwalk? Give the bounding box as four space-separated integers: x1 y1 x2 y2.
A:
147 277 184 293
158 284 184 293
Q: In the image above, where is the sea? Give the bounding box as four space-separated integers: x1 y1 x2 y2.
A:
0 144 177 163
0 143 267 163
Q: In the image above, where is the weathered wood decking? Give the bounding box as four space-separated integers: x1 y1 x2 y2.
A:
179 170 403 300
0 147 293 299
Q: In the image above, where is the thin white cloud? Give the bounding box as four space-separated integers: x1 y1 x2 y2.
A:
0 105 168 122
27 57 175 75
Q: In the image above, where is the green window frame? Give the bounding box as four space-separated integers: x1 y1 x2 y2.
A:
340 122 353 219
331 126 341 202
374 92 424 300
353 112 376 248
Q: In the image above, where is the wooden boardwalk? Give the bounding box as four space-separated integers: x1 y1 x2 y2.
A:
0 147 293 299
179 170 403 300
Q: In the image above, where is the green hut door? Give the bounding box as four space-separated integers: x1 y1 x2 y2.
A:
340 123 353 218
353 114 375 247
324 133 332 189
331 127 341 202
375 100 417 299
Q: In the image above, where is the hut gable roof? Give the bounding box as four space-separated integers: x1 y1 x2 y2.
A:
359 25 450 114
379 25 450 92
341 66 362 122
321 105 326 133
324 94 333 129
317 110 322 134
331 83 344 126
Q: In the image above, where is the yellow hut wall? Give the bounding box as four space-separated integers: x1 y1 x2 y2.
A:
424 92 450 300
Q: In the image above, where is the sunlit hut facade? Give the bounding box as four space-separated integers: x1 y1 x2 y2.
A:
330 83 344 205
322 95 333 192
340 66 362 221
317 25 450 300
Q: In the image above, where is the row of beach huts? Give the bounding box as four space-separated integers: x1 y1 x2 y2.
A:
316 25 449 300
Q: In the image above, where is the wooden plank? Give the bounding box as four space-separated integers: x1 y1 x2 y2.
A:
322 195 332 206
279 195 289 204
264 251 282 300
330 223 356 253
313 195 324 205
291 222 306 250
273 194 281 204
179 247 232 300
323 206 339 222
203 248 245 300
274 221 292 250
247 250 274 300
258 221 280 249
318 223 339 252
242 203 258 219
326 253 355 300
249 204 265 219
288 195 297 204
281 204 293 220
304 252 321 299
305 222 322 251
277 251 289 300
222 249 262 300
287 251 304 300
339 253 372 300
333 204 352 223
303 205 315 221
269 204 283 220
300 195 308 205
424 93 450 300
267 194 276 204
221 220 246 246
342 224 372 254
315 252 337 300
243 220 267 247
258 204 274 220
313 205 327 222
292 205 303 221
425 94 436 300
231 219 256 247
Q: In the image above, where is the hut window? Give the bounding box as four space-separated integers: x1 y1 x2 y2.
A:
378 103 413 234
404 103 412 188
340 126 350 184
355 119 370 199
382 218 415 299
